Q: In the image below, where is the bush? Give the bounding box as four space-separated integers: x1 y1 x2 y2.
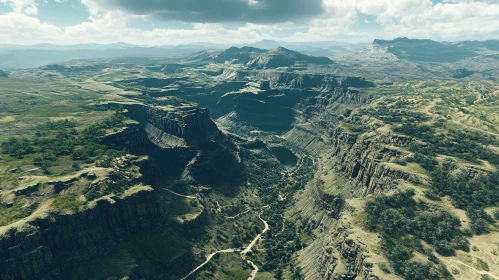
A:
379 262 391 274
365 190 467 279
408 153 438 171
1 137 34 157
494 209 499 220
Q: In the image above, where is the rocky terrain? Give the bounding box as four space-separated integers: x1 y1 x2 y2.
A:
330 38 499 82
1 42 499 280
188 46 333 69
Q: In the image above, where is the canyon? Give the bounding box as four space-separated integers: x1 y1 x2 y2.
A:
1 41 498 280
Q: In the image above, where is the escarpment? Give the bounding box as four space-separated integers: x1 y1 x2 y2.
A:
0 100 246 280
103 102 244 190
0 187 161 280
104 102 220 145
220 69 374 90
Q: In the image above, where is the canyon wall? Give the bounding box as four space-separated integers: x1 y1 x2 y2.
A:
0 188 160 280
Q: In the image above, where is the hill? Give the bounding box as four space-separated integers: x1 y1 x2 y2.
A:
197 46 333 68
331 38 499 82
373 37 477 62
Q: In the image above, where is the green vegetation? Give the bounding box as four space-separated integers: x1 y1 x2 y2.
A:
1 114 127 174
223 269 251 280
366 189 467 279
52 196 85 213
476 259 490 272
430 161 499 234
1 137 34 157
0 197 29 227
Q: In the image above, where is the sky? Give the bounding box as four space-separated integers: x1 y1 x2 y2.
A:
0 0 498 45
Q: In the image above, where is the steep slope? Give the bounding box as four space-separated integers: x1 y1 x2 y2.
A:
247 47 334 68
0 93 245 279
373 37 476 62
191 46 334 69
213 46 266 64
332 38 499 82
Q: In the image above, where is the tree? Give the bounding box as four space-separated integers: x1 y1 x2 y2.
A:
40 160 52 174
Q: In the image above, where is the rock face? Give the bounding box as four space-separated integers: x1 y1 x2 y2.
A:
0 188 160 280
284 87 412 195
373 37 476 62
0 102 245 280
213 46 266 65
220 69 373 90
118 103 220 145
209 46 333 69
247 47 333 68
329 127 398 194
104 102 244 190
115 77 189 89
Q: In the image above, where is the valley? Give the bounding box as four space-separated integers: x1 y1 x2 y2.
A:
0 39 498 280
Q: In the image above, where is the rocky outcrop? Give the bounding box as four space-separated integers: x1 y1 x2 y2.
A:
338 77 375 88
105 102 220 145
329 127 397 194
220 70 374 90
0 100 248 280
247 47 333 68
221 70 339 89
213 46 266 65
104 102 244 190
330 228 379 280
115 77 189 89
211 46 333 69
0 188 161 280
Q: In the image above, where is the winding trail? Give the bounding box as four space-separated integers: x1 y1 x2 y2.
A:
225 209 251 219
180 249 239 280
448 260 499 280
180 208 270 280
165 189 197 199
241 215 269 255
241 214 270 280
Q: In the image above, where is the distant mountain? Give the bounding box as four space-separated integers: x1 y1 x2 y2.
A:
0 45 212 70
247 47 333 68
196 46 333 68
247 40 368 57
455 40 499 52
332 37 499 82
0 69 8 77
7 38 495 71
373 38 477 62
213 46 267 64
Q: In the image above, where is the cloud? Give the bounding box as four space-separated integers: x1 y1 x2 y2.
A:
81 0 325 23
284 0 499 42
0 0 498 45
0 11 282 45
0 0 38 14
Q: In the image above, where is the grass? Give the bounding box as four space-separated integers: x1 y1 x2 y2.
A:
51 196 85 213
0 75 132 228
0 197 30 227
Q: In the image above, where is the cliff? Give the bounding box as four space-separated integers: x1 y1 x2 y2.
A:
247 47 333 68
220 69 373 90
0 101 246 280
104 102 220 146
210 46 333 69
0 187 161 280
103 102 245 191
